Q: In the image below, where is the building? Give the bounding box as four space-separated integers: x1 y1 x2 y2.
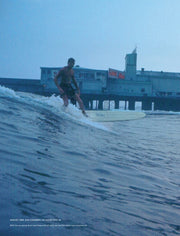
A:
40 66 108 95
40 50 180 99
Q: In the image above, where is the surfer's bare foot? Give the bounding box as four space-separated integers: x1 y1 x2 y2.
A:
82 110 88 117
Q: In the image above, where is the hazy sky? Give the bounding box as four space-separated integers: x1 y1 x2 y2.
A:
1 0 180 79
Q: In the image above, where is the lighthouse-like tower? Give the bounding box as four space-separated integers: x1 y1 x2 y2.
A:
125 48 137 80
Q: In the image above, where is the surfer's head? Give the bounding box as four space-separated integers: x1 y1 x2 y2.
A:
67 58 75 68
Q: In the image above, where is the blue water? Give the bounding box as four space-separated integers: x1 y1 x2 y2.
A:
0 86 180 236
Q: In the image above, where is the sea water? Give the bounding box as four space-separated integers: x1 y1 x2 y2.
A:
0 85 179 236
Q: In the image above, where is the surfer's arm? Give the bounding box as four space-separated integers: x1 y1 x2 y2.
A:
72 76 80 95
54 71 65 95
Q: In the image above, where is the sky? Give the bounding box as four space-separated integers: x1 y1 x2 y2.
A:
0 0 180 79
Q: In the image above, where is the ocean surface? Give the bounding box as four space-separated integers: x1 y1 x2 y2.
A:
0 85 179 236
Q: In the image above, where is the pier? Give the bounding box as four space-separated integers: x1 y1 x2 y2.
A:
81 94 180 112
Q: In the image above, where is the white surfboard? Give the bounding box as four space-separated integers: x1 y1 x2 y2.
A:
86 110 146 122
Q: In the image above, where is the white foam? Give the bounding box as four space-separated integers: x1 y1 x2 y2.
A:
0 85 20 98
18 93 109 131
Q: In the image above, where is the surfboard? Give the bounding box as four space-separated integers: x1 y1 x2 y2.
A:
86 110 146 122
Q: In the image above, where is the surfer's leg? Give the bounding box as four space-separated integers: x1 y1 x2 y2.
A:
74 94 84 110
74 94 88 116
60 85 69 107
62 95 69 107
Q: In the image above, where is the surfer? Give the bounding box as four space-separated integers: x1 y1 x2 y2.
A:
54 58 88 117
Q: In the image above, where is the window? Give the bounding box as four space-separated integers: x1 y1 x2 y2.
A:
97 72 105 77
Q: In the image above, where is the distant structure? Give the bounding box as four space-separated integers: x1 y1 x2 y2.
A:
40 49 180 98
0 50 180 111
125 47 137 80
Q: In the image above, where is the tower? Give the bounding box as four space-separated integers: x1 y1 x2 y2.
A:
125 48 137 80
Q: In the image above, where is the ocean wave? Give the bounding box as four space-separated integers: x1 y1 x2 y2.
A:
16 92 109 131
0 87 180 236
0 85 20 98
